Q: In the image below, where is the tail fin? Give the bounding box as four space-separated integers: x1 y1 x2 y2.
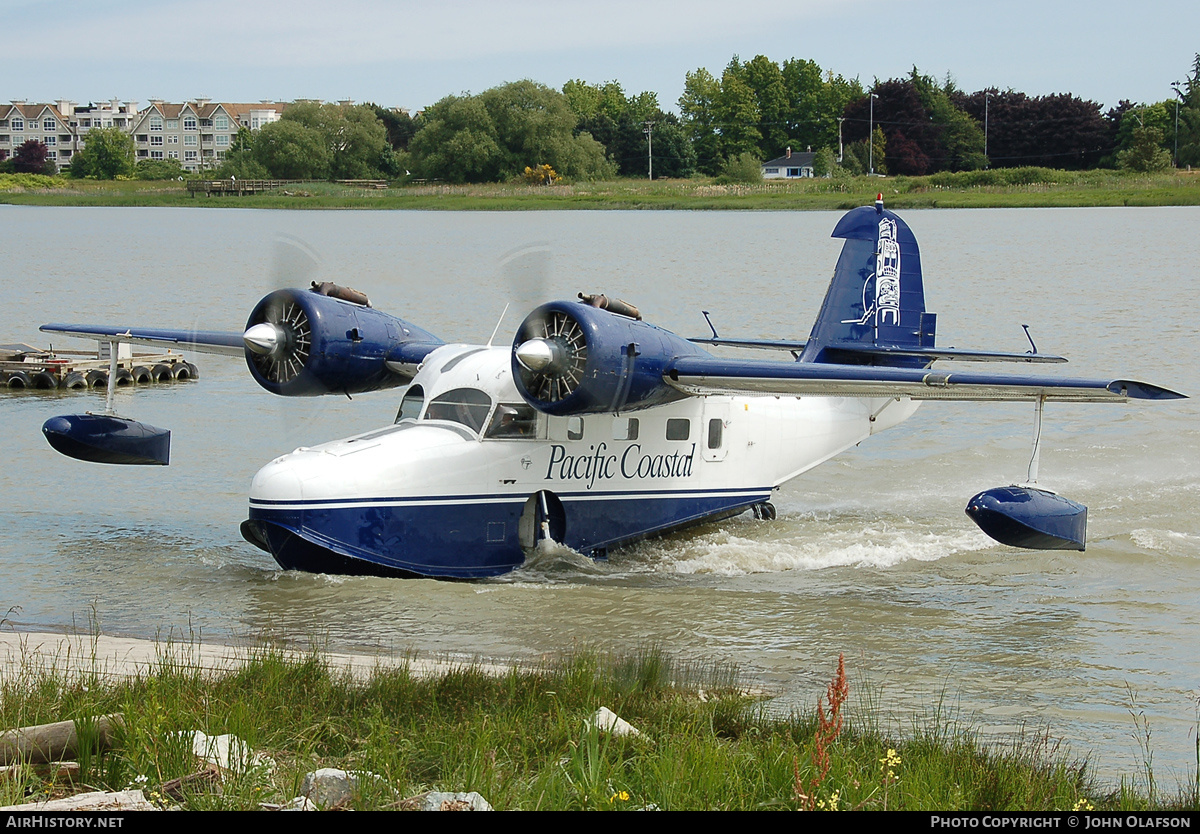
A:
800 200 934 367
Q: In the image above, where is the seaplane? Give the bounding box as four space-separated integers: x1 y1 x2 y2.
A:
38 197 1185 579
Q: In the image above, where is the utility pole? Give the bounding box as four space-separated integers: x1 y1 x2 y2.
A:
868 92 878 175
643 120 655 180
1172 82 1184 168
984 91 990 166
837 117 844 163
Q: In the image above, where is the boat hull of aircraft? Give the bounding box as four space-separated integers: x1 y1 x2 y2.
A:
242 487 773 578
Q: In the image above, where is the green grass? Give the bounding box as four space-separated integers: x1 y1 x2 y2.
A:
3 168 1199 210
2 643 1194 811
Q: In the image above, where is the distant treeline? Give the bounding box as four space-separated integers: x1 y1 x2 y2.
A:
7 54 1199 181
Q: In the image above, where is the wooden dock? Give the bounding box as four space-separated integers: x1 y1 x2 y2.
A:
187 179 302 196
187 179 389 196
1 343 199 390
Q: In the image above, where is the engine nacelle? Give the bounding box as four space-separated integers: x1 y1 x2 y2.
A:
244 288 442 396
512 300 707 415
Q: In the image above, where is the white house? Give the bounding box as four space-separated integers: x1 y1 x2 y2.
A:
761 147 816 179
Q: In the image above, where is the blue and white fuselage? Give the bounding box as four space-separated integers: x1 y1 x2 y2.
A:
244 344 919 577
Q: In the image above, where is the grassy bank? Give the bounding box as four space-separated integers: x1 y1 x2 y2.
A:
2 168 1199 211
1 643 1194 811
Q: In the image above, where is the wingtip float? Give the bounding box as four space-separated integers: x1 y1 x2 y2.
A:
37 201 1185 576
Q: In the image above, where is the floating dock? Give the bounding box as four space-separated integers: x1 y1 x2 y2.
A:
1 343 199 390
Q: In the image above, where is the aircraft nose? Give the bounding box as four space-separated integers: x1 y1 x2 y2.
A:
250 456 305 500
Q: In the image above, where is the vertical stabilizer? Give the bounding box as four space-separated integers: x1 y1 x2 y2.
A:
800 201 932 366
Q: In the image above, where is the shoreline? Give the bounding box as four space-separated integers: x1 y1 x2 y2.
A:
3 170 1199 211
0 629 521 684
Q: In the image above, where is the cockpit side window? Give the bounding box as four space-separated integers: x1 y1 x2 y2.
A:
424 387 493 434
396 384 425 424
485 403 539 439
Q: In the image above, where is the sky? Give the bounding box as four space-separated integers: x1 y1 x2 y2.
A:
2 0 1194 114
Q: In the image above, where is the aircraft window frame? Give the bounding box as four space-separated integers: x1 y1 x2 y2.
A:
395 384 425 424
707 418 723 450
423 387 493 434
484 402 540 440
613 417 639 441
567 416 584 441
666 418 690 441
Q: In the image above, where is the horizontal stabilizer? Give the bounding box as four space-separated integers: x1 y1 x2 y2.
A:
41 324 245 356
665 356 1186 402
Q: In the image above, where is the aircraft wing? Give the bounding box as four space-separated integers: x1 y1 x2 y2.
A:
41 324 245 357
664 356 1185 402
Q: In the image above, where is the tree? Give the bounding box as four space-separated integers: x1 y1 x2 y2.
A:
252 120 330 179
13 140 52 174
1117 124 1172 172
562 79 681 177
812 146 837 177
714 66 762 161
737 55 790 158
954 88 1108 169
1110 103 1173 167
282 102 390 179
67 127 135 179
409 95 505 182
1175 53 1200 167
370 104 417 151
410 81 615 183
715 151 762 184
683 55 866 174
679 68 724 175
647 114 697 179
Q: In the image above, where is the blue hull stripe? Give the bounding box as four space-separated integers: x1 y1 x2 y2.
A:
248 487 772 579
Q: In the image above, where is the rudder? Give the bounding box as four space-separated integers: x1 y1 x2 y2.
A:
800 200 932 367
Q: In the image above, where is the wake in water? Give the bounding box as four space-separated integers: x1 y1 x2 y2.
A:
488 502 995 584
614 508 992 577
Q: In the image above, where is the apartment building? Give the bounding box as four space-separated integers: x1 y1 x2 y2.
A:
1 99 286 172
127 99 287 172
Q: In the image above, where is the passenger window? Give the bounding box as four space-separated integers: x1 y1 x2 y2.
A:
567 416 584 441
486 403 539 439
612 417 639 441
395 385 425 423
424 388 493 433
707 418 723 449
666 418 690 441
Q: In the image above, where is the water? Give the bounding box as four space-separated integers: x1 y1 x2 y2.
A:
2 204 1198 784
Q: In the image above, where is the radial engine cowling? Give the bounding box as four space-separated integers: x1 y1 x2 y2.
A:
512 300 707 415
244 288 442 396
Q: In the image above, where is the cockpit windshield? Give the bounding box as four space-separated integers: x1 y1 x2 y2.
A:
395 385 425 424
424 387 492 434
